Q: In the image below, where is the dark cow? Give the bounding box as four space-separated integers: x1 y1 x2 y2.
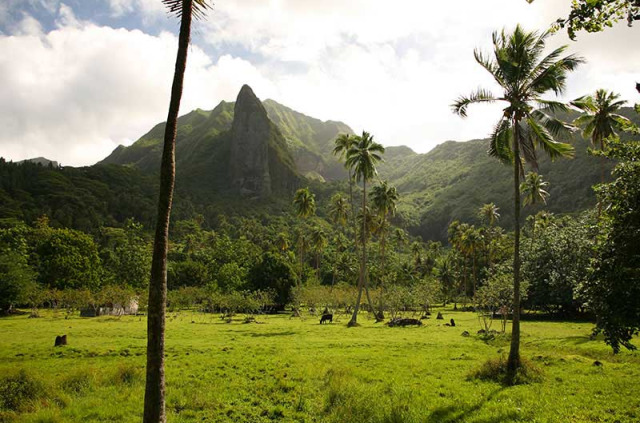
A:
54 334 67 347
320 314 333 324
387 318 422 327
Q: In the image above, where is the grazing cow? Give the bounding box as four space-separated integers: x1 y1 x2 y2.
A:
320 314 333 324
54 334 67 347
387 318 422 327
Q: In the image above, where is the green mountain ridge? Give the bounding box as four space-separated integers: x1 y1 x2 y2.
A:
3 85 637 242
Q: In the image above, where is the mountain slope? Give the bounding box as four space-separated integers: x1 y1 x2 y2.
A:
101 89 354 184
3 87 637 242
101 85 301 199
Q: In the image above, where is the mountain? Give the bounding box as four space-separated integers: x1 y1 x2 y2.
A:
229 85 298 197
101 86 353 188
378 108 639 241
379 138 612 241
17 157 60 168
3 85 637 242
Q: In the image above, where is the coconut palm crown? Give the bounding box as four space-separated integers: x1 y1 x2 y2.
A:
521 172 550 207
571 89 631 151
452 25 582 173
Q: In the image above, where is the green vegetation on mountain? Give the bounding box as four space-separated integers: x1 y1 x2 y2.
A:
3 85 638 244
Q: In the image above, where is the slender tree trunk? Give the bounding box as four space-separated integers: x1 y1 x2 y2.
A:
597 154 606 217
507 120 522 381
299 241 304 288
529 215 536 251
349 179 368 325
472 252 477 296
376 218 387 320
348 170 356 231
143 2 193 422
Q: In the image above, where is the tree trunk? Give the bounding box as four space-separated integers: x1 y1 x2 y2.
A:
348 170 356 233
143 2 193 422
349 179 368 325
376 218 387 320
507 119 522 382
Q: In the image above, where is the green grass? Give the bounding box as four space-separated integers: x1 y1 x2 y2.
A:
0 309 638 422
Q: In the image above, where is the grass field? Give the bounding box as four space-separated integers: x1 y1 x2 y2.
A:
0 308 639 423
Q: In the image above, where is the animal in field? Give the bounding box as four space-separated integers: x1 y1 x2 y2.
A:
320 313 333 324
387 318 422 327
54 334 67 347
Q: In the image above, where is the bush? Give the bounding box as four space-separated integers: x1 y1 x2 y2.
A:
61 369 94 394
0 370 46 412
468 355 543 386
115 364 140 386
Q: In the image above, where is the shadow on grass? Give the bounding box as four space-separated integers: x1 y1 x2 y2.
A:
564 335 596 345
520 313 594 323
246 331 297 338
426 388 520 423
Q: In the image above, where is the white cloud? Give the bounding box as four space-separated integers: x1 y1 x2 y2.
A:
1 0 639 166
0 10 275 166
107 0 166 23
192 0 638 152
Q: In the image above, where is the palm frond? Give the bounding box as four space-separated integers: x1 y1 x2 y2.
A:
572 114 593 128
571 94 596 113
526 117 575 160
535 99 570 115
488 118 513 164
451 89 497 117
519 123 539 171
531 110 577 137
473 49 505 88
163 0 213 20
529 54 585 95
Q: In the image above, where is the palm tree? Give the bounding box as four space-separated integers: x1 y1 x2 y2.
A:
392 228 408 252
572 89 630 153
293 188 316 287
276 232 290 253
310 227 328 282
461 226 483 297
452 25 582 381
371 180 399 272
370 181 399 319
144 1 211 421
328 193 349 227
345 131 385 326
330 233 348 288
521 172 549 207
333 133 358 226
521 171 550 246
478 203 500 227
571 89 631 185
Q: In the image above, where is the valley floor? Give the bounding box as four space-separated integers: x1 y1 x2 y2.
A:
0 309 639 422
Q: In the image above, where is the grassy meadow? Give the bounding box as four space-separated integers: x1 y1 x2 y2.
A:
0 309 639 423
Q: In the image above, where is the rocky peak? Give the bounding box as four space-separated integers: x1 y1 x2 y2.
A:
229 85 274 197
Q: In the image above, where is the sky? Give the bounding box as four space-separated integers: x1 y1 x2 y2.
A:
0 0 639 167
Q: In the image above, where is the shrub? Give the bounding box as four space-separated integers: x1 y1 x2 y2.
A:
115 364 140 386
61 369 94 394
0 370 46 412
468 355 543 386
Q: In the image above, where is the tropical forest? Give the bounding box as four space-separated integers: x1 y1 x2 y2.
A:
0 1 639 422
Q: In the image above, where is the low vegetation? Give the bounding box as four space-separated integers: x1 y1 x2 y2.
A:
0 309 638 422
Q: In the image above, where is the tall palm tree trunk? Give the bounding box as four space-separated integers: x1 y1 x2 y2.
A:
299 243 304 287
349 179 369 325
507 120 522 380
143 1 193 421
376 220 387 320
